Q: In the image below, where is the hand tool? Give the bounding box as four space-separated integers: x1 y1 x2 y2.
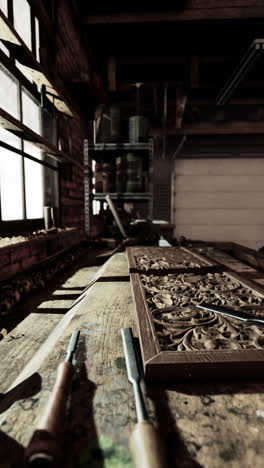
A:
25 330 80 466
121 328 168 468
197 302 264 325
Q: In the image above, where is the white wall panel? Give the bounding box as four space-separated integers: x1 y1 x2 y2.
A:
173 158 264 249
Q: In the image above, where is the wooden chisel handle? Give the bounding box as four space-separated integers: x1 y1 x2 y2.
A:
25 361 74 466
130 421 168 468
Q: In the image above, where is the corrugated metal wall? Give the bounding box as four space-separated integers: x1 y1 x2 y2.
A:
173 158 264 250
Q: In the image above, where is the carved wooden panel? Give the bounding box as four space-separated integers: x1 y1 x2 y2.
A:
127 246 212 274
128 246 264 381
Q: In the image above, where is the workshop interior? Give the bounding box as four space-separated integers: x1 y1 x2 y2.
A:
1 2 264 467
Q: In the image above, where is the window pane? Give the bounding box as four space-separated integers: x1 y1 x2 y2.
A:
22 89 42 160
22 88 40 133
25 158 43 218
0 0 8 15
0 126 21 148
0 146 23 220
21 89 43 218
0 65 19 119
13 0 32 50
44 166 59 207
35 17 40 62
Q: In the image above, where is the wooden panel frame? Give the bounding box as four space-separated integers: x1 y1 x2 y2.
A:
128 246 264 382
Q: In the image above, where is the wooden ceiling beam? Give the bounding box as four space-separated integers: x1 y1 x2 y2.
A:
151 121 264 136
83 7 264 24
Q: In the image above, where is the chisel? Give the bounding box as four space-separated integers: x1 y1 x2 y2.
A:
25 330 80 467
121 328 168 468
197 302 264 325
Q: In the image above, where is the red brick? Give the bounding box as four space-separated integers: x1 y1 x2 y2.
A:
0 252 11 268
10 246 30 263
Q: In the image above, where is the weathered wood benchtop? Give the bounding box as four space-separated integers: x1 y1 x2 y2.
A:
1 250 264 467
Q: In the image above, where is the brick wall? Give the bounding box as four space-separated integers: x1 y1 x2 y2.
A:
47 0 95 231
58 117 86 229
0 228 83 282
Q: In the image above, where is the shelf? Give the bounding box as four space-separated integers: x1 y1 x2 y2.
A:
0 10 73 117
92 192 151 201
88 142 151 152
0 108 83 168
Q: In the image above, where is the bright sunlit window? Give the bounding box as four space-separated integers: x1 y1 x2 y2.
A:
0 4 59 229
35 17 40 62
0 0 8 15
0 129 23 220
0 65 19 119
21 89 44 218
13 0 32 50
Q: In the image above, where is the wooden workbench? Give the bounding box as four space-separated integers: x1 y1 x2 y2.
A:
1 250 264 467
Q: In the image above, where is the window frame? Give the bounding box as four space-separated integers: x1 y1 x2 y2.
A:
0 0 59 234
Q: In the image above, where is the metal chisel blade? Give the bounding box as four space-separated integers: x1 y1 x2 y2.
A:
121 328 141 384
65 330 80 362
197 303 263 323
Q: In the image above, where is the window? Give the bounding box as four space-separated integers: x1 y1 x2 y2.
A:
0 65 44 221
13 0 32 50
22 88 43 218
0 0 8 15
0 3 59 232
0 142 24 220
35 17 40 62
0 66 19 119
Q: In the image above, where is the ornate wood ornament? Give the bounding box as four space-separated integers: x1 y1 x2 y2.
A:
127 246 264 381
152 306 264 351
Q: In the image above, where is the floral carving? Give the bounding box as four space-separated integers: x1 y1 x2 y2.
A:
139 271 264 351
151 306 264 351
140 272 264 311
133 247 207 271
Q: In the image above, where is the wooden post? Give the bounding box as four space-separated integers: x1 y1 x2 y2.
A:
190 56 199 89
108 56 117 91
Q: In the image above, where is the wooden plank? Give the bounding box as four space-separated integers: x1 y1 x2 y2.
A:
190 0 264 6
174 191 264 208
175 175 264 191
0 260 101 394
175 158 264 175
174 209 264 225
174 226 264 249
0 253 136 467
83 7 264 24
192 245 257 273
0 313 63 393
151 121 264 136
228 242 264 271
2 251 264 466
130 273 159 362
5 253 115 392
0 108 82 167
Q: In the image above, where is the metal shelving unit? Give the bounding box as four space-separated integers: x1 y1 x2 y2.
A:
84 139 154 236
93 192 151 201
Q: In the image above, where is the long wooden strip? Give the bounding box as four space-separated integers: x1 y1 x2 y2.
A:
0 253 136 467
5 255 113 392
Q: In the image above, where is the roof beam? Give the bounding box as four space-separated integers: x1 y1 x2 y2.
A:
151 121 264 136
83 7 264 24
